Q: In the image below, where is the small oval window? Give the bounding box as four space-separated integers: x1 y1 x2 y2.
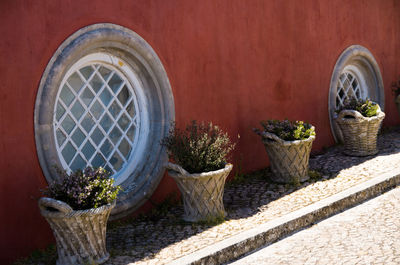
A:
328 45 384 142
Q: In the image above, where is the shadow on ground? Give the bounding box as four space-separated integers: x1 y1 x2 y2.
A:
105 129 400 263
15 127 400 265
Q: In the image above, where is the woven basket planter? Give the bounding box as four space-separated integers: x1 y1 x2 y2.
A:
166 162 233 222
260 131 315 184
38 198 115 265
335 107 385 156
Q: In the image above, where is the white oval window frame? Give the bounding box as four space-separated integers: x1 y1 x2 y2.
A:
35 24 175 219
54 52 149 185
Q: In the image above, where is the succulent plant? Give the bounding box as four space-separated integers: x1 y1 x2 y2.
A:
254 119 315 141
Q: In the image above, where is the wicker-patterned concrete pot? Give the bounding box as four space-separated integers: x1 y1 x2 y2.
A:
166 162 233 222
335 107 385 156
38 198 115 265
260 130 315 184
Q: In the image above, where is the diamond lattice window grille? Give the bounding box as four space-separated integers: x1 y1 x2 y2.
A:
54 63 140 175
335 71 361 108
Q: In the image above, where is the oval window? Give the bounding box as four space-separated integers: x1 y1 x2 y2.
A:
328 45 384 142
35 24 175 219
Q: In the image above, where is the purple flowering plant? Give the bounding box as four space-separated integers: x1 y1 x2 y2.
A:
161 121 235 174
43 167 121 210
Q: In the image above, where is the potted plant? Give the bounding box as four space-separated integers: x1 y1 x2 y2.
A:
335 98 385 156
391 77 400 117
161 121 235 222
254 119 316 184
38 167 121 265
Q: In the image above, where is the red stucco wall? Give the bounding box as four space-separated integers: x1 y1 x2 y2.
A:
1 0 399 263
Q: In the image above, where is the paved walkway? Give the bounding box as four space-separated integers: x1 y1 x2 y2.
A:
229 185 400 265
106 127 400 265
17 127 400 264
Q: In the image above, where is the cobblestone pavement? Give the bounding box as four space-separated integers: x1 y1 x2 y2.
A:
17 128 400 265
104 127 400 265
228 185 400 265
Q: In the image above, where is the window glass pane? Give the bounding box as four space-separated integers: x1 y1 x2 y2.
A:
108 73 123 94
98 66 112 81
91 153 106 168
110 151 123 171
100 113 113 133
109 101 122 118
100 139 113 159
90 127 104 146
71 101 85 121
56 102 66 122
89 73 104 94
81 87 95 107
119 138 131 158
61 114 76 134
100 89 112 107
56 129 66 147
352 79 358 89
90 100 105 120
67 72 84 93
118 113 130 132
70 154 86 172
60 85 74 107
117 85 131 107
82 141 95 161
110 126 122 145
80 65 94 80
127 124 136 142
81 113 95 133
71 128 85 148
62 141 76 165
126 101 135 118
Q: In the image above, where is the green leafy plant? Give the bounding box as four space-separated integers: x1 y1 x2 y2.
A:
254 119 315 141
161 121 235 174
43 167 121 210
336 97 379 117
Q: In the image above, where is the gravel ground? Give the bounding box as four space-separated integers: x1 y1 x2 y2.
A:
16 127 400 265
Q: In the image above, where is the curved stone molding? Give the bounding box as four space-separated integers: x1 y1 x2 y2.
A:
35 24 175 219
328 45 384 143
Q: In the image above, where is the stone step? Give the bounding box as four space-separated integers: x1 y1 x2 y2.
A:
168 169 400 265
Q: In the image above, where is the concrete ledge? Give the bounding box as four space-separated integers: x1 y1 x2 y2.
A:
168 168 400 265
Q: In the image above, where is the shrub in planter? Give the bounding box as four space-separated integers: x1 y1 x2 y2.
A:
335 98 385 156
161 121 235 222
254 119 316 184
39 167 121 265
